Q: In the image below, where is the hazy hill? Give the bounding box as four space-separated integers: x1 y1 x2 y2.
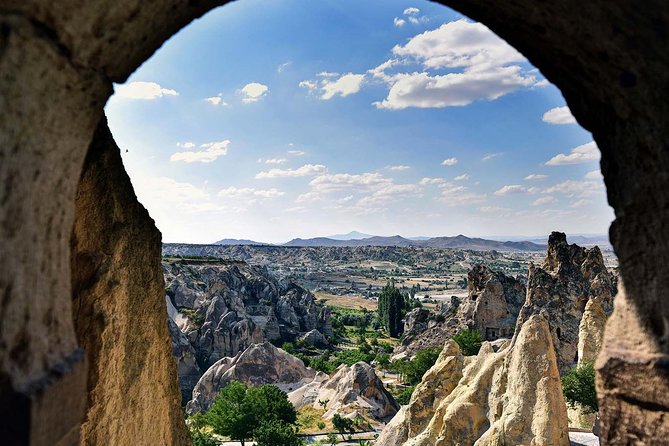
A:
214 238 268 246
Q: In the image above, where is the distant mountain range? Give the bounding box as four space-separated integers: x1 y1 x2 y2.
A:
213 232 610 251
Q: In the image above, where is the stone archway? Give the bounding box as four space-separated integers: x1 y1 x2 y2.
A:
0 1 667 445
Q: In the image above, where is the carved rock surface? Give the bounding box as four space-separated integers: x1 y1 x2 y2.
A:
577 297 607 364
186 342 316 413
378 315 569 446
71 119 188 445
289 362 399 422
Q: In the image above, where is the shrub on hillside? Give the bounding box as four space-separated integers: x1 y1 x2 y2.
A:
561 361 598 413
453 329 482 356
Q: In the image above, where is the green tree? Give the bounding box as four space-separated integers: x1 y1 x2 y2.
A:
332 413 355 440
207 381 254 445
377 281 405 337
561 361 598 413
405 348 440 385
254 420 304 446
453 329 483 356
325 432 338 445
206 381 298 446
187 413 218 446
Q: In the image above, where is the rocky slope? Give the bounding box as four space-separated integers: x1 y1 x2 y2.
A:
187 342 316 413
164 259 331 402
399 264 525 356
377 315 570 446
289 361 399 422
518 232 615 371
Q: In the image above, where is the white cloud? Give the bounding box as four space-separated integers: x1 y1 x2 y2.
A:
454 173 470 181
419 177 446 186
357 183 422 206
403 7 420 15
309 172 390 193
482 153 503 162
542 106 576 125
525 174 548 180
176 142 195 149
132 176 223 216
394 17 406 27
532 196 557 206
392 20 525 70
218 187 285 199
543 180 604 197
298 80 318 92
240 82 269 103
255 164 326 179
438 182 486 205
386 165 411 171
546 141 599 165
318 71 340 78
494 184 526 195
284 206 306 213
114 81 178 100
205 94 228 106
374 67 535 110
584 170 602 180
372 20 538 110
321 73 365 100
264 158 287 165
277 61 291 73
441 157 458 166
296 192 321 203
570 199 592 208
288 150 306 156
170 140 230 163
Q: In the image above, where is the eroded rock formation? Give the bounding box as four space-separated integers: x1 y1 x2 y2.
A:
459 263 526 340
71 119 188 445
378 315 569 446
289 362 399 422
518 232 615 371
187 342 316 413
164 259 332 373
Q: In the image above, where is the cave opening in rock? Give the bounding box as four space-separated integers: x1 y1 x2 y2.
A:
3 1 669 445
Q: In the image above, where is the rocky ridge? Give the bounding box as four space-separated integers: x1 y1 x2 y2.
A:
164 259 331 402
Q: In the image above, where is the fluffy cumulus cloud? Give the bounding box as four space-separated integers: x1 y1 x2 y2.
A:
373 19 538 110
542 106 576 125
114 81 178 100
394 17 406 27
255 164 326 179
300 73 365 100
494 184 526 195
419 177 446 185
584 170 602 180
441 157 458 166
525 174 548 180
205 93 228 106
454 173 470 181
543 180 605 197
170 140 230 163
546 141 599 165
240 82 269 103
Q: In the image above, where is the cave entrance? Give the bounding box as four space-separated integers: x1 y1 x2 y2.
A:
2 0 668 445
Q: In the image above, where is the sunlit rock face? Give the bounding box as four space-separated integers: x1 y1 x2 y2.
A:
289 361 399 423
186 342 316 413
377 315 569 446
164 259 332 400
519 232 615 371
459 263 526 340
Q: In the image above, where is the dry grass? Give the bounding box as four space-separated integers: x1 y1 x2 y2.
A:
316 292 377 311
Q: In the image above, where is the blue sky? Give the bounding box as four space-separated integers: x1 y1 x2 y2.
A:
105 0 613 244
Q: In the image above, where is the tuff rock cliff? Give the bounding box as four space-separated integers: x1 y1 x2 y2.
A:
164 259 331 402
377 315 570 446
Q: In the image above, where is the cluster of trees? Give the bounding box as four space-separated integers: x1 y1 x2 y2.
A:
377 282 405 337
452 329 483 356
189 381 303 446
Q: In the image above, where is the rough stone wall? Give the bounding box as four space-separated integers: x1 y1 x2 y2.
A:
1 1 669 444
71 118 189 445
